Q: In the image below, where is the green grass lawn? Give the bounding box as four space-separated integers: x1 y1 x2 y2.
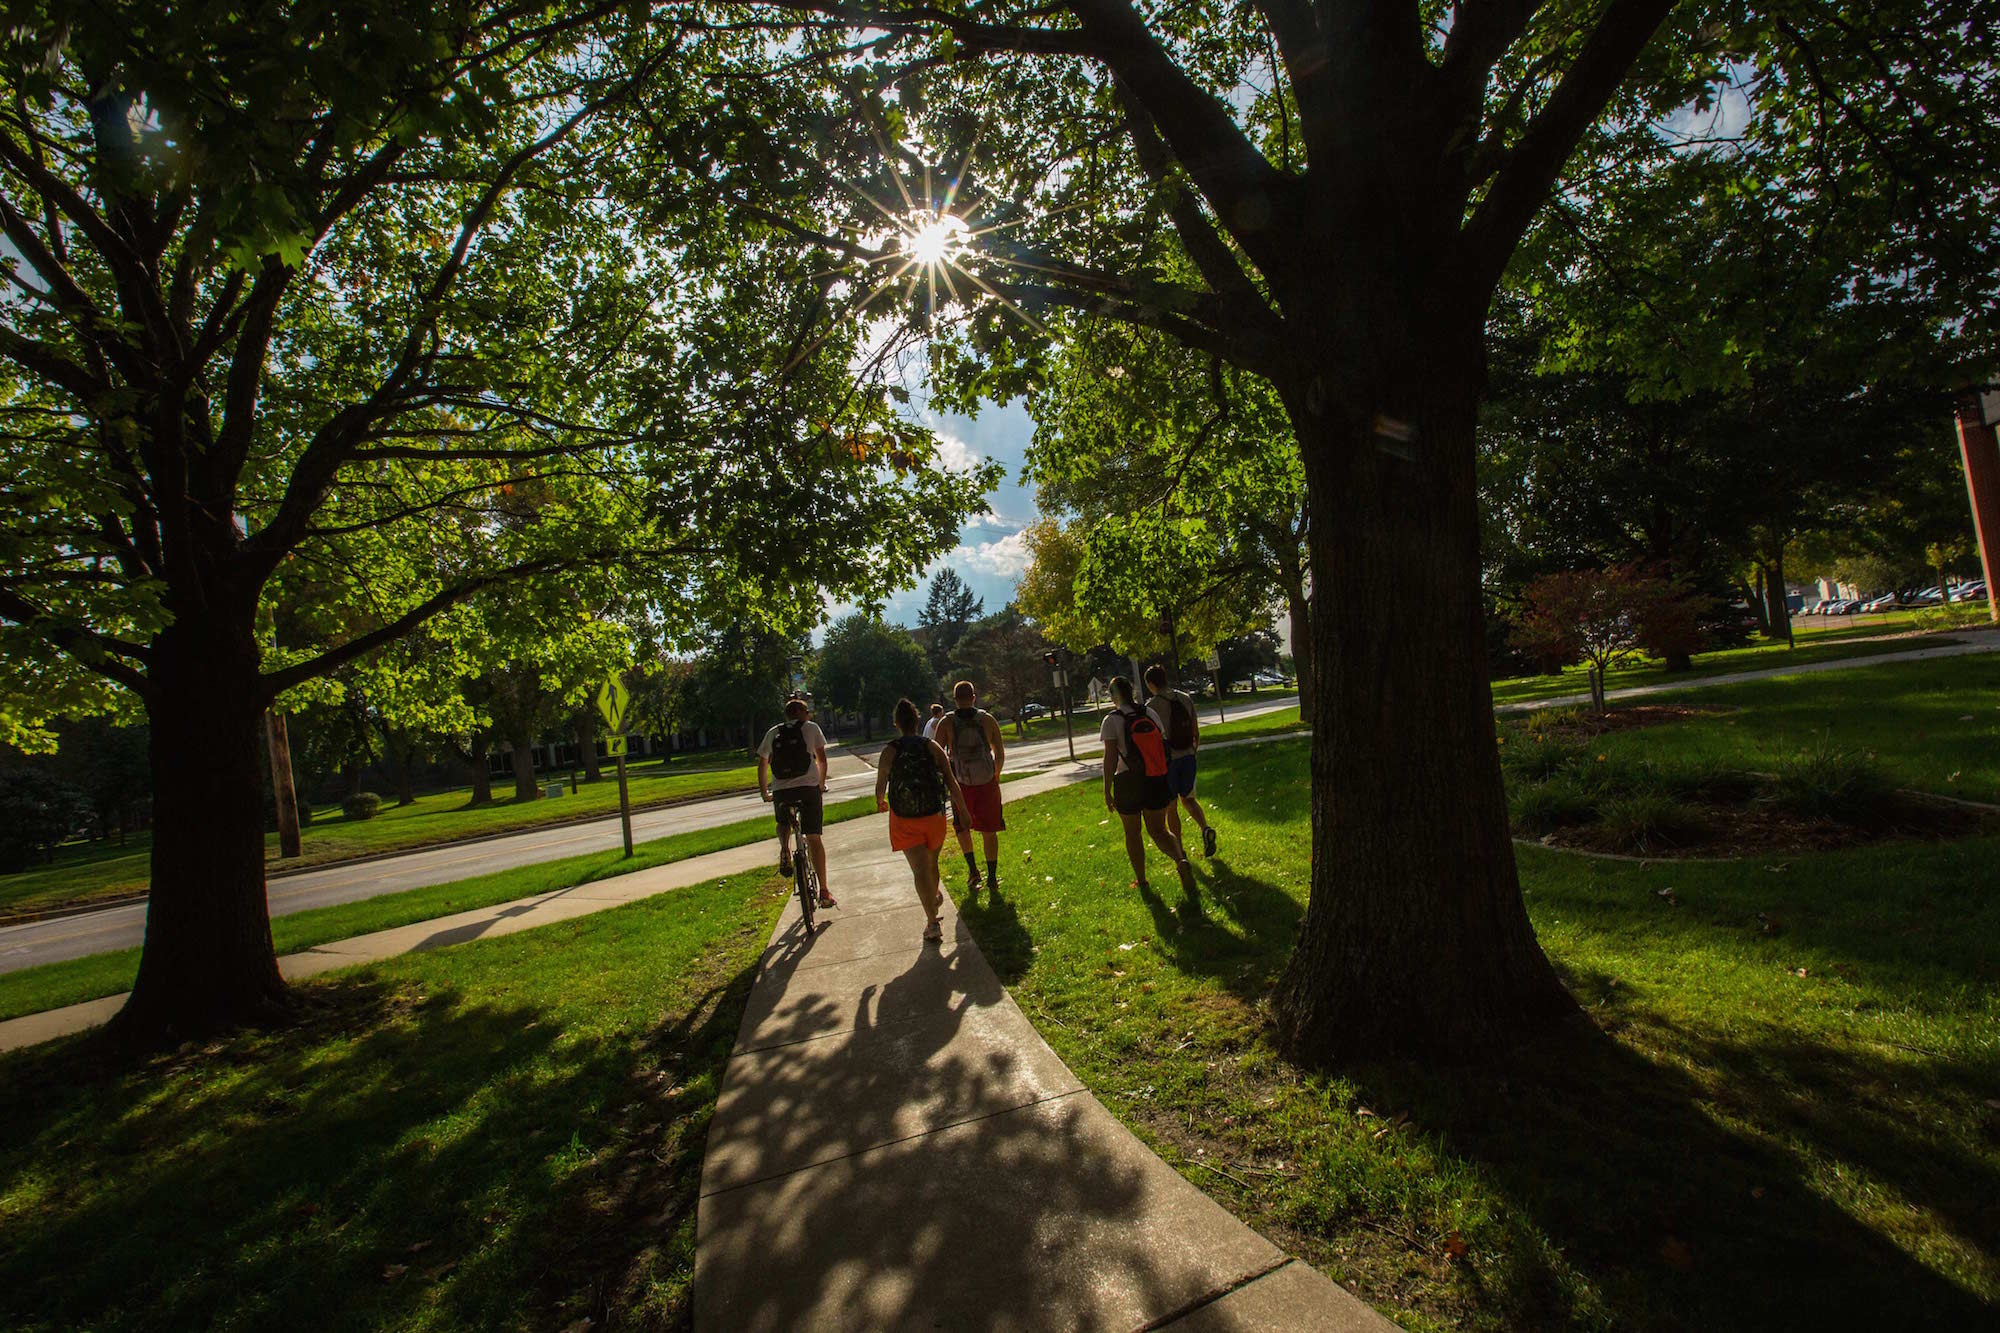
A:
0 752 762 916
0 794 879 1024
1577 650 2000 803
962 671 2000 1328
1488 613 1977 708
0 865 784 1333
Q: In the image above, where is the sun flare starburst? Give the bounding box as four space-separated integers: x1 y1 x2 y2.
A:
902 211 970 267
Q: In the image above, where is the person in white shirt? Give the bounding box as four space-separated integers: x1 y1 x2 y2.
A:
1144 664 1217 857
921 703 944 741
758 695 835 907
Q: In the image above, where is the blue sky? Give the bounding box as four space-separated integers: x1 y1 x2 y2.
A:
873 395 1040 628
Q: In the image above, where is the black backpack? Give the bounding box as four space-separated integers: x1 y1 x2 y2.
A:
885 736 944 818
1162 692 1196 751
768 720 812 780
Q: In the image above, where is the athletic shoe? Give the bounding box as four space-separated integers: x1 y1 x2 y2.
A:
1202 826 1218 858
778 856 793 878
922 918 943 943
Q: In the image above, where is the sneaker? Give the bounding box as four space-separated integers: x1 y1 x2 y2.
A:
778 855 793 878
818 889 837 908
1202 826 1218 858
922 918 943 943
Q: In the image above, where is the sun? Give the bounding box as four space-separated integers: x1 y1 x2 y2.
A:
903 210 969 267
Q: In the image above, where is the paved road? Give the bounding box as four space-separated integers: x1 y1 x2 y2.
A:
0 696 1298 976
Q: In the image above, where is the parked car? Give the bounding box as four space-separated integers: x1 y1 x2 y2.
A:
1862 593 1898 611
1913 585 1945 604
1018 703 1050 721
1950 581 1988 603
1804 598 1834 615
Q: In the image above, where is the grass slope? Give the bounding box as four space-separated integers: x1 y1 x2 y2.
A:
1488 614 1971 707
0 753 761 915
0 866 784 1333
0 795 877 1023
964 713 1999 1327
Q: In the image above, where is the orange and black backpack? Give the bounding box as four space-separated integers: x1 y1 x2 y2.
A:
1119 707 1170 778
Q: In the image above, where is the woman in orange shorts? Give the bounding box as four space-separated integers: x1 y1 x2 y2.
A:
876 698 969 943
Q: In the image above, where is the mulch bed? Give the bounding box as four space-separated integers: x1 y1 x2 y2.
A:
1534 793 1995 860
1519 705 1722 740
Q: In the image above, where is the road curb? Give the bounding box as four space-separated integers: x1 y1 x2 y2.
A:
0 781 763 928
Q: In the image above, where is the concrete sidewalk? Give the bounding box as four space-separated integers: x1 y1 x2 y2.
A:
692 777 1392 1331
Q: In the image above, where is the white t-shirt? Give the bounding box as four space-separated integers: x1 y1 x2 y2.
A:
922 717 940 741
1147 689 1197 759
1099 706 1151 775
758 719 827 791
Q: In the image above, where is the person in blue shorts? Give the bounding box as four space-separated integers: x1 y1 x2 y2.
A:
1144 664 1216 857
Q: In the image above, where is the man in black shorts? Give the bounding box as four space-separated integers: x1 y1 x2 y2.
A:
758 695 836 907
1099 676 1195 895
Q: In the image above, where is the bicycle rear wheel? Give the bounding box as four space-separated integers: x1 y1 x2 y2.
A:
794 849 818 936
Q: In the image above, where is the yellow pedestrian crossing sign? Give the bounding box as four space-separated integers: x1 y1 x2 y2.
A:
605 734 628 758
596 675 630 732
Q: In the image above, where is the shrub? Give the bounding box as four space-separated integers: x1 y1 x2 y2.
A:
1524 705 1589 740
1769 745 1895 828
1596 793 1707 854
1643 758 1760 806
1503 734 1585 782
340 791 383 821
1509 779 1599 836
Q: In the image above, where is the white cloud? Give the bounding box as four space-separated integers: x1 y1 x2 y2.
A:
953 528 1031 578
935 431 983 473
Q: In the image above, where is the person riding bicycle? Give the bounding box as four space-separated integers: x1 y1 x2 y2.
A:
758 694 836 908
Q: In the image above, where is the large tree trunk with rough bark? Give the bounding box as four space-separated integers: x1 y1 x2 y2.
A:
467 735 493 806
509 736 540 802
1271 332 1574 1065
114 614 287 1042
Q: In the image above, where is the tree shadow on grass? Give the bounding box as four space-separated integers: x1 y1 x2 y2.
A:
1135 862 1303 1007
0 959 760 1333
1346 965 1997 1330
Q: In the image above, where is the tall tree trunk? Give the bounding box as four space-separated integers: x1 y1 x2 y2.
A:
467 735 493 806
114 615 287 1042
1272 347 1574 1065
1280 548 1314 725
509 734 540 802
1760 551 1792 643
386 729 416 807
577 714 602 783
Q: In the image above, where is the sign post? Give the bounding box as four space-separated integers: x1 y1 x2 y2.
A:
596 674 634 857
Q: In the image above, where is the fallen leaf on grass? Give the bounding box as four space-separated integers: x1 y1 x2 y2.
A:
1792 967 1809 978
1750 1186 1766 1200
405 1241 432 1255
382 1264 409 1282
1764 864 1789 873
1444 1231 1469 1260
1659 1236 1694 1270
1655 887 1679 906
1758 912 1783 935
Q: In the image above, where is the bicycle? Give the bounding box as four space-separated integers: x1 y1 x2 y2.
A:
776 796 819 937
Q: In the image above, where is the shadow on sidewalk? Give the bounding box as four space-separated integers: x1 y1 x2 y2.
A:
700 930 1260 1329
